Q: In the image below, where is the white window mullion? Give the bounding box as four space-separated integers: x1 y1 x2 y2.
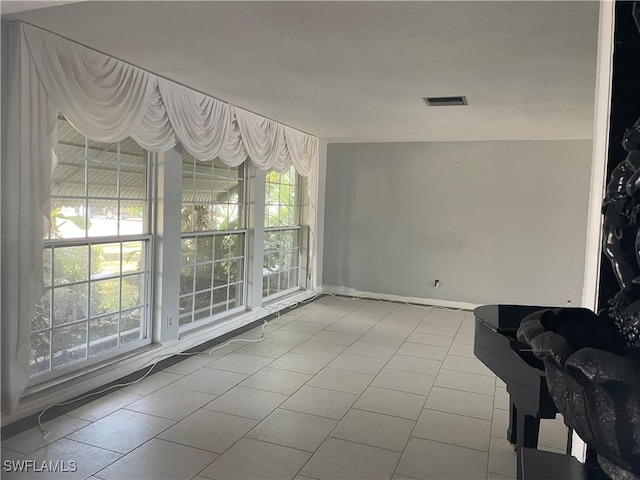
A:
249 167 266 310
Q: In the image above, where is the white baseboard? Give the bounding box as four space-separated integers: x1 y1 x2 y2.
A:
322 285 480 311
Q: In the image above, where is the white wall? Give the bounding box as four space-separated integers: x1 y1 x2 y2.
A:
323 140 593 306
1 20 10 412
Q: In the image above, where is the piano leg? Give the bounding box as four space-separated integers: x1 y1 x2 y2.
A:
508 402 518 447
516 412 541 480
509 403 540 447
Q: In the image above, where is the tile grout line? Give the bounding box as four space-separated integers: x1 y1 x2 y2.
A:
393 307 492 479
292 300 407 479
14 299 498 480
408 433 492 455
199 299 383 479
79 345 281 479
391 306 466 478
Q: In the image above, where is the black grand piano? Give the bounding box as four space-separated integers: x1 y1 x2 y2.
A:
473 305 563 476
474 304 618 480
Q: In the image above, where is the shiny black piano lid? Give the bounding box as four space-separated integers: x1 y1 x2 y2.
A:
474 304 552 333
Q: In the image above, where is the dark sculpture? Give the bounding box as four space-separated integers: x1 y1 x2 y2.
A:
602 119 640 349
514 118 640 479
515 15 640 475
517 310 640 480
602 120 640 298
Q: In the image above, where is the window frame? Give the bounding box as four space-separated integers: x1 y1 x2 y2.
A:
29 118 155 385
262 167 305 301
178 155 249 332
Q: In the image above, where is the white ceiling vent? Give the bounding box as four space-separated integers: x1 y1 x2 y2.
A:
423 96 468 106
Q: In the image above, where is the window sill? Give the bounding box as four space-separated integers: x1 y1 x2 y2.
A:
20 342 163 404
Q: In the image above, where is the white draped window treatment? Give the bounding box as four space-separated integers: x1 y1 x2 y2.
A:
2 22 319 412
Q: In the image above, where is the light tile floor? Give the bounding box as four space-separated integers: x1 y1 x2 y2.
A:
1 296 568 480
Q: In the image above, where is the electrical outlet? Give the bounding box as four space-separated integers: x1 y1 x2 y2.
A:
167 314 174 328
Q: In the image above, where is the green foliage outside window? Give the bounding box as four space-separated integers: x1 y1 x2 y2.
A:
31 242 145 375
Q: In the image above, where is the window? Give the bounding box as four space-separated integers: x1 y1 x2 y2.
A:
28 120 308 382
179 154 246 328
31 117 151 378
263 166 303 299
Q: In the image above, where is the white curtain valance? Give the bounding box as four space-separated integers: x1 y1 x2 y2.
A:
3 21 318 412
20 23 318 171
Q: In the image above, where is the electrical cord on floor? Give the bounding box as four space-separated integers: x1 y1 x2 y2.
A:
324 289 467 312
35 292 327 443
34 290 466 444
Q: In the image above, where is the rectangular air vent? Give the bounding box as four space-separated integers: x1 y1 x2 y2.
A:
423 96 468 106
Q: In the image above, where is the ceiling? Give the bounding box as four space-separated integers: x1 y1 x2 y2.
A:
3 1 600 143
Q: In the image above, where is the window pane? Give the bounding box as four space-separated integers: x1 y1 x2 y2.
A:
53 284 88 326
122 274 144 309
87 199 118 237
265 208 278 229
281 207 296 227
91 278 120 316
54 246 88 284
120 157 147 200
89 314 119 356
122 241 144 274
181 238 196 265
30 331 51 376
213 203 227 230
265 251 277 273
194 291 211 313
196 236 214 264
91 243 120 279
120 308 142 346
193 205 213 232
196 264 213 291
52 323 87 368
179 296 193 318
33 290 51 331
228 234 244 258
213 286 228 313
87 158 118 198
119 201 146 236
87 138 118 163
181 205 194 232
50 199 87 239
52 118 85 194
228 204 240 230
229 259 243 284
180 267 195 295
43 249 52 287
214 261 228 286
269 273 279 296
229 282 243 308
279 270 290 291
182 154 195 173
289 269 298 290
214 235 228 260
